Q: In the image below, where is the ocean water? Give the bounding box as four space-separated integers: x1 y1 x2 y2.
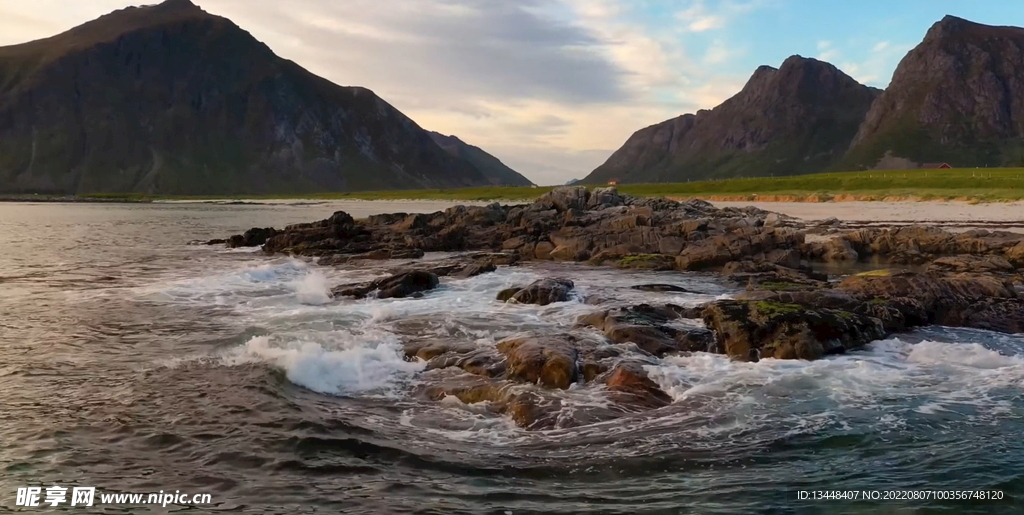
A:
1 201 1022 514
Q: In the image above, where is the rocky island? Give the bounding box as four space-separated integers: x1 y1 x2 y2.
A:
212 186 1024 430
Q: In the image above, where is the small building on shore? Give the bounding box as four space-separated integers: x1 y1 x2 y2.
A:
921 162 952 169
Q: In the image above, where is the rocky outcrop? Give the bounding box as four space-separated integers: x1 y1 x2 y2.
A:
227 227 277 248
218 188 1024 292
583 55 880 184
845 16 1024 169
702 300 887 361
0 0 496 195
835 269 1022 330
806 226 1024 265
211 187 1024 433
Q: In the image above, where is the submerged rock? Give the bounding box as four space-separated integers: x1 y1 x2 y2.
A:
419 374 564 430
498 278 575 305
630 284 693 293
577 304 715 356
603 363 672 408
332 270 440 299
454 260 497 279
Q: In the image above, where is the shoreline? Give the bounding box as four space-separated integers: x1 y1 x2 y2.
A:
5 191 1024 205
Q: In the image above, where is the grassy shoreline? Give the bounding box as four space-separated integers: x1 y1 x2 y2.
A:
7 167 1024 203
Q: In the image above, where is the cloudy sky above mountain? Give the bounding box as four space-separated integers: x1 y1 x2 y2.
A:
1 0 1021 184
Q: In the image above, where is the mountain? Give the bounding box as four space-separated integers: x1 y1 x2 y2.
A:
843 16 1024 169
0 0 493 195
427 132 533 186
583 56 880 184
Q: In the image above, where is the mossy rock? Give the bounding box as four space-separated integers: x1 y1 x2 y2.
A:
753 301 804 317
752 280 816 292
855 269 894 277
615 253 675 271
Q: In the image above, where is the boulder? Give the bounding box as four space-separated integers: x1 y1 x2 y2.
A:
332 270 439 299
1006 241 1024 267
702 300 887 361
496 335 579 389
227 227 277 248
576 304 715 356
603 363 672 408
499 278 575 305
496 287 522 302
454 260 497 278
419 375 563 430
538 186 590 212
675 228 804 271
587 187 625 209
818 237 859 262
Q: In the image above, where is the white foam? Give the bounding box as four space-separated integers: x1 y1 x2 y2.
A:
227 334 423 397
290 271 332 305
645 337 1024 431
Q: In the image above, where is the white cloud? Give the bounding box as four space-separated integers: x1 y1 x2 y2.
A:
689 15 726 32
816 40 840 61
676 0 763 32
704 39 741 64
839 42 914 86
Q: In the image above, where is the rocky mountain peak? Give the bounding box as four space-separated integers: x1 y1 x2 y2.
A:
582 55 878 184
0 1 499 194
845 17 1024 169
924 14 1001 42
731 55 872 108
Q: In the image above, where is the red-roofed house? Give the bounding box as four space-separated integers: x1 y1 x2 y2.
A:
921 163 952 169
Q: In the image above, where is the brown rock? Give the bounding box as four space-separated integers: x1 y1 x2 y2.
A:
604 363 672 408
702 300 886 361
332 270 439 299
502 278 575 305
496 335 579 389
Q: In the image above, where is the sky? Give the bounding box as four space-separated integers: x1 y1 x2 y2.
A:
1 1 1023 185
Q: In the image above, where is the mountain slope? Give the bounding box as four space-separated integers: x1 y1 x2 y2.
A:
583 56 880 184
428 132 533 186
843 16 1024 169
0 0 491 195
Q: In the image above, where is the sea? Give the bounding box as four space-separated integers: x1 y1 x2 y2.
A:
1 200 1022 514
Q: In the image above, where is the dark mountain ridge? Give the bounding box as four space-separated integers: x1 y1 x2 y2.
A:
583 56 880 184
427 132 533 186
586 15 1024 184
0 0 494 195
843 15 1024 169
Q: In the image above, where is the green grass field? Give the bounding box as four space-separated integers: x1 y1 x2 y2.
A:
68 167 1024 203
